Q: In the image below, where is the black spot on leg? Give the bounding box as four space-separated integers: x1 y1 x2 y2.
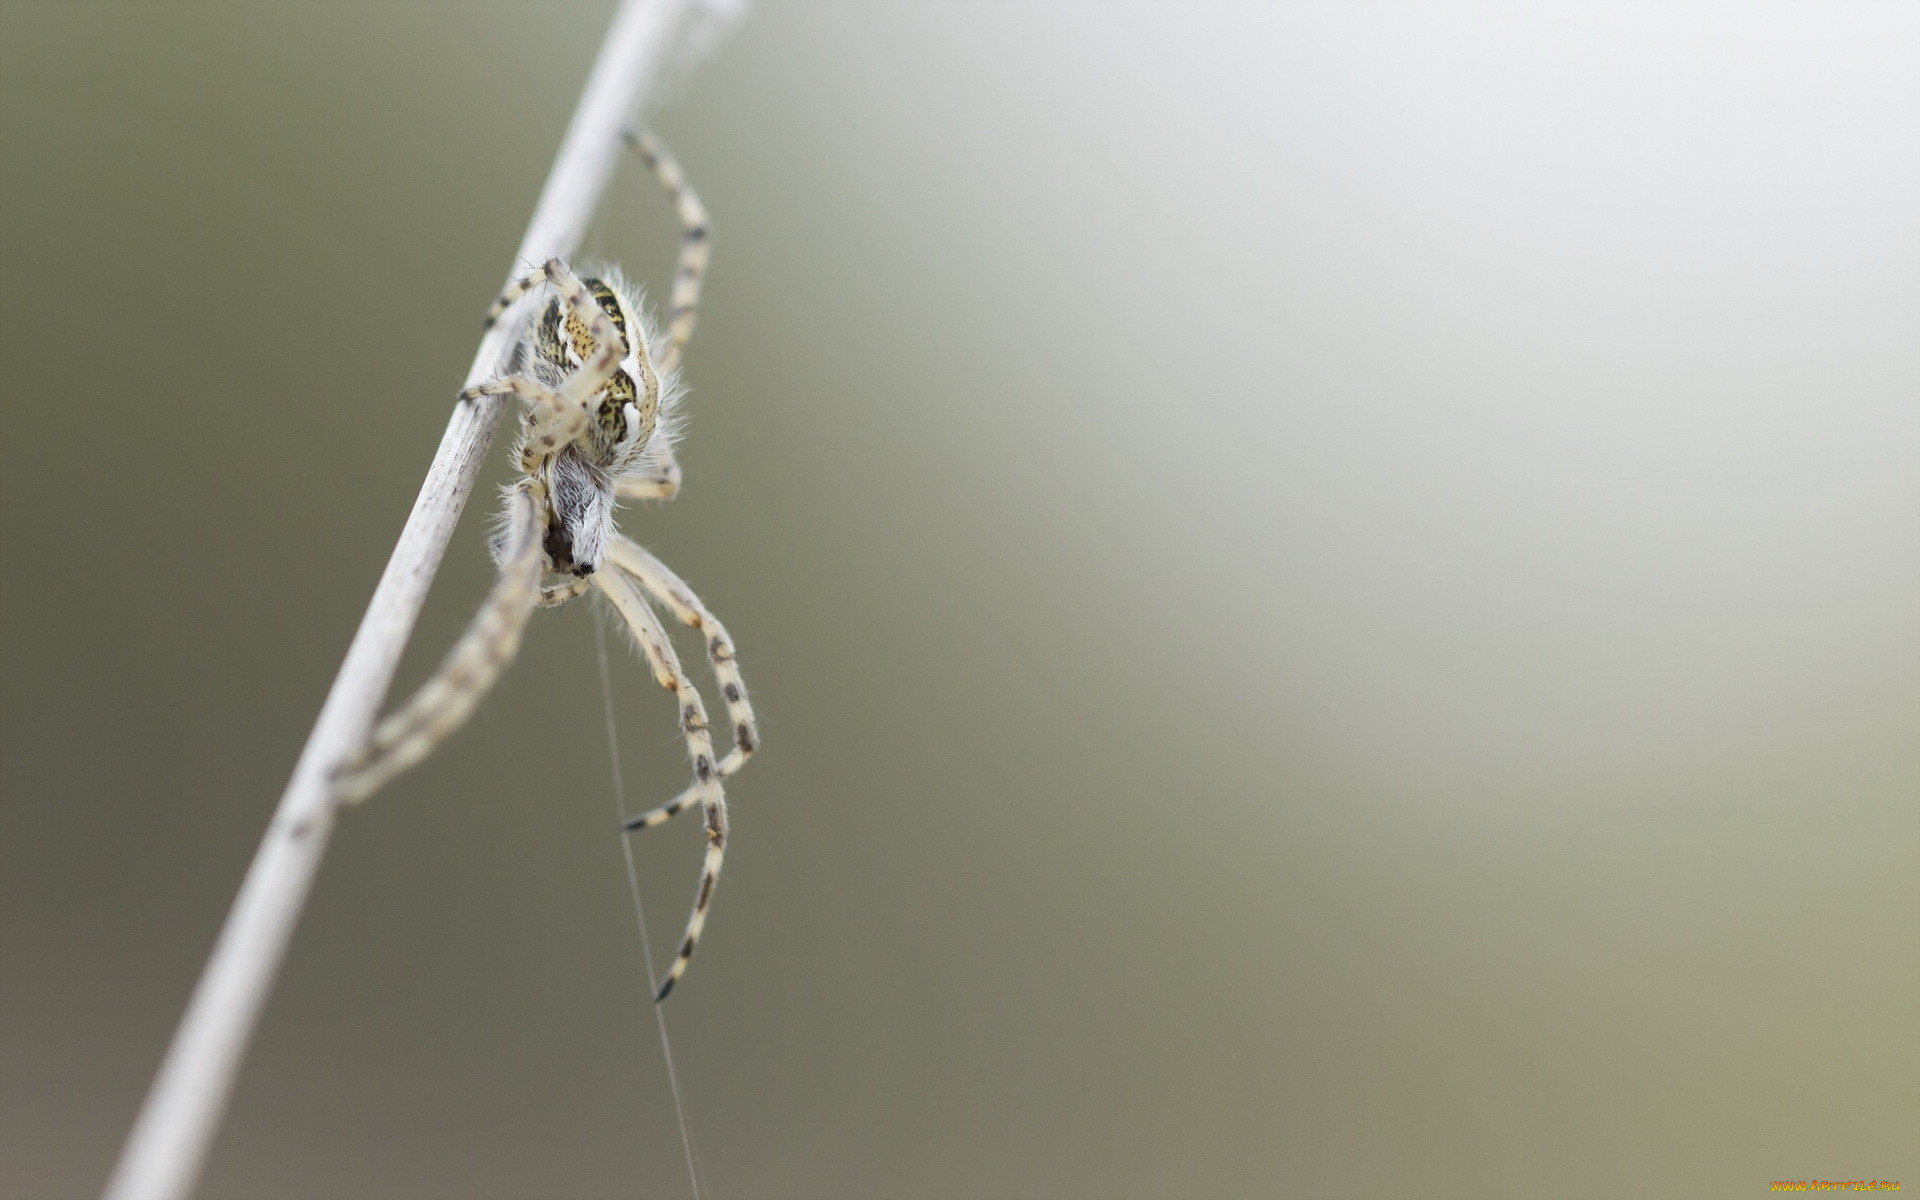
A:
722 683 741 703
695 755 713 782
696 873 714 909
736 723 755 752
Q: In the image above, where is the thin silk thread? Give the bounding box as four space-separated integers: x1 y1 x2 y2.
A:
595 613 703 1199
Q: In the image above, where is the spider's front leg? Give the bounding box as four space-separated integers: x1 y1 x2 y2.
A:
595 568 728 1000
607 536 757 835
334 482 547 806
538 576 592 607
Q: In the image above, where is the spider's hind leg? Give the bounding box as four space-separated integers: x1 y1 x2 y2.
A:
623 129 709 374
461 373 594 475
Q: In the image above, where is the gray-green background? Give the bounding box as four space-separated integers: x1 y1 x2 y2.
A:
3 3 1916 1197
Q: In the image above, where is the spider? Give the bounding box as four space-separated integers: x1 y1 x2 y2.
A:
333 131 757 1000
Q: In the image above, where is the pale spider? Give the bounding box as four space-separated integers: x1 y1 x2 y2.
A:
334 131 756 1000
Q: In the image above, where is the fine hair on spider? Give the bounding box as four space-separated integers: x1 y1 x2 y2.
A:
334 130 757 1001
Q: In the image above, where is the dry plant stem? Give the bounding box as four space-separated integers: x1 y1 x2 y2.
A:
103 3 691 1198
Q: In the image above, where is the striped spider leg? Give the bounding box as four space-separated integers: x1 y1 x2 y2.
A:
609 534 757 818
333 132 754 999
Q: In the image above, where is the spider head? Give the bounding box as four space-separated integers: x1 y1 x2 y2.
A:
539 446 615 577
544 525 594 576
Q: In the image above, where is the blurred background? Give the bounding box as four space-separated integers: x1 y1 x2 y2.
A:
3 3 1916 1197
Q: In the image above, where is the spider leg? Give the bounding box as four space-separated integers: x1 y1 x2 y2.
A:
624 130 709 374
607 535 756 834
482 262 554 328
461 374 594 475
538 576 592 607
594 567 726 1001
334 482 547 806
614 446 682 500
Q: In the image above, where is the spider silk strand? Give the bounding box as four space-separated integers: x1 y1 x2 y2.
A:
596 614 704 1200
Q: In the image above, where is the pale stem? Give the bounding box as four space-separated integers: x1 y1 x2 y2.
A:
102 3 698 1197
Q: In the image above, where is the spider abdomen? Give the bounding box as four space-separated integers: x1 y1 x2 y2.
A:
528 274 670 477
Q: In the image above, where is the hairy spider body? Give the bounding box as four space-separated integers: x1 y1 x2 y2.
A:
518 268 678 578
335 132 754 1000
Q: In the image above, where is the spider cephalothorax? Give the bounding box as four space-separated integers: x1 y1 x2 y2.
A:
336 131 754 1000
